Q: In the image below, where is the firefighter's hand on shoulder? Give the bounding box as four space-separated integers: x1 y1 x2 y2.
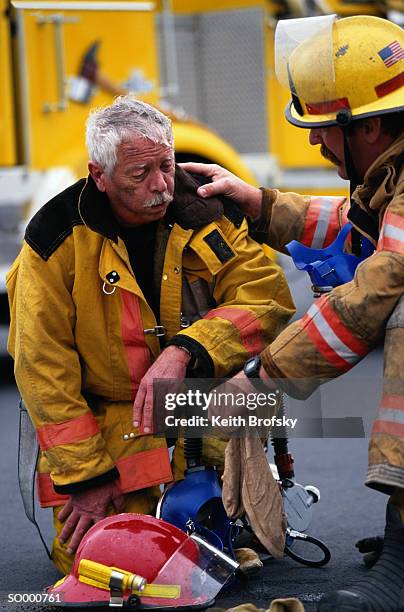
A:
133 345 191 434
58 480 124 554
179 162 262 221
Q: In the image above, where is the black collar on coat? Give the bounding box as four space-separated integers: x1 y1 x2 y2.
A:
79 164 225 241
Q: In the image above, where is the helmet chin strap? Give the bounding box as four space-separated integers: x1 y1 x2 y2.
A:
342 126 363 204
343 130 362 199
336 110 365 256
335 109 362 196
342 128 365 256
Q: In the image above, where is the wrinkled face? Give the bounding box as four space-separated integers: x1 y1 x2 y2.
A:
90 135 175 226
309 126 347 179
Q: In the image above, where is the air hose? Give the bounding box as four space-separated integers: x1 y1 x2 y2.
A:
184 436 203 470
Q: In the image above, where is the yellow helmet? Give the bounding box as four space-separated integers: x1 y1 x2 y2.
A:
275 15 404 128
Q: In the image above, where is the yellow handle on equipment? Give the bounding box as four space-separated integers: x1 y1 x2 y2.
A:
78 559 181 599
79 559 146 593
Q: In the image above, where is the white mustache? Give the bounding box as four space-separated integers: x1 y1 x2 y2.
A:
143 193 173 209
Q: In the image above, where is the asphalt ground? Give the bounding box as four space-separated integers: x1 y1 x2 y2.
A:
0 256 388 612
0 363 386 612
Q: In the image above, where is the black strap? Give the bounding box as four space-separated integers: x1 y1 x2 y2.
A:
350 226 363 257
340 126 379 255
348 201 380 249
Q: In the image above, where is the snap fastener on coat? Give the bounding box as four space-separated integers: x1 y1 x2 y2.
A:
162 274 168 281
123 434 129 440
174 266 180 274
106 271 120 284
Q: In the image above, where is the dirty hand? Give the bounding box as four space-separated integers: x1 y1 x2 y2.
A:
58 480 124 554
133 345 191 434
179 162 262 220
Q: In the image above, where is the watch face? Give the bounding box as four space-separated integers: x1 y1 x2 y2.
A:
245 361 255 375
245 356 260 377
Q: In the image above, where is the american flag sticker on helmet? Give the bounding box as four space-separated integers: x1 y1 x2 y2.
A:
378 41 404 68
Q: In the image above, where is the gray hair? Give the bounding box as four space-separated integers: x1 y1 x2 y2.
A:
86 96 174 176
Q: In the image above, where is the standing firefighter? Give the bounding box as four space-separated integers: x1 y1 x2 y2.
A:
180 15 404 612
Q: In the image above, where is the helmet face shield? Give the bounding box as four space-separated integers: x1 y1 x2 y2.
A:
150 534 238 608
275 14 336 96
46 514 238 609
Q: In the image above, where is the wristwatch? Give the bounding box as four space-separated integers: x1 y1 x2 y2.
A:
243 355 266 391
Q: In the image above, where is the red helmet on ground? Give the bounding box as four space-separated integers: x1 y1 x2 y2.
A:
47 513 238 609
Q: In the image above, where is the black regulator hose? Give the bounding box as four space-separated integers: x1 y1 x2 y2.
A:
184 436 203 470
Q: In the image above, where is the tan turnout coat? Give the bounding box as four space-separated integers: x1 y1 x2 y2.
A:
256 134 404 493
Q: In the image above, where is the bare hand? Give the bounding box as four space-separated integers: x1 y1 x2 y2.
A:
179 162 262 220
133 345 191 434
58 480 124 554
